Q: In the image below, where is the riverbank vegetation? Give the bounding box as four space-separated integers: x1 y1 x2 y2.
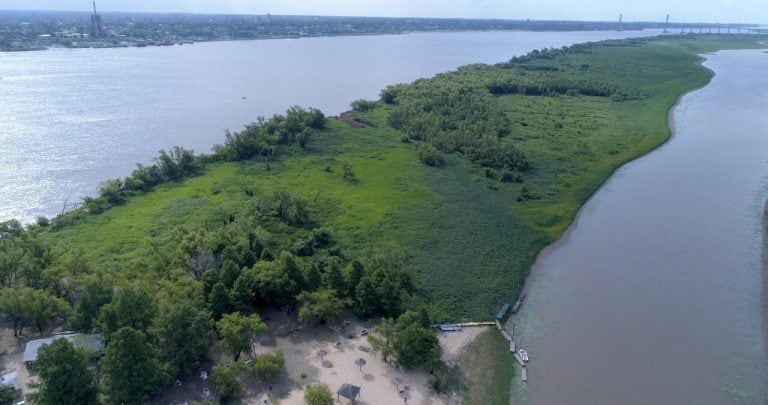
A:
1 34 766 403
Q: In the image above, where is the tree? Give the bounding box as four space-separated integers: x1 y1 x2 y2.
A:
211 363 242 400
98 284 155 341
71 280 113 333
152 300 214 378
0 287 69 336
29 338 98 405
200 269 220 301
353 276 378 317
0 387 15 405
367 317 396 361
26 289 70 333
394 323 441 370
345 260 364 297
216 312 266 361
0 287 30 336
248 350 284 381
103 327 162 404
221 260 240 288
304 384 333 405
297 289 343 326
208 282 231 320
321 258 346 295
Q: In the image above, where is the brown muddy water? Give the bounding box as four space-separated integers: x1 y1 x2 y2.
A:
511 50 768 404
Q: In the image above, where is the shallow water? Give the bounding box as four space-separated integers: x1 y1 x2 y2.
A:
512 50 768 404
0 29 663 222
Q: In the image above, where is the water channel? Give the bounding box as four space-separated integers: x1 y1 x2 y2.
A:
512 49 768 405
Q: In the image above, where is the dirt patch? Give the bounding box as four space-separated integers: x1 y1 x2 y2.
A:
0 325 47 400
339 111 374 128
439 326 490 365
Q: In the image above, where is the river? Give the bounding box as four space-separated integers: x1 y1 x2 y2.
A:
0 29 664 223
512 50 768 404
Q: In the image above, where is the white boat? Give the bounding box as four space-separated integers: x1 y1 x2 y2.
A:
518 349 529 362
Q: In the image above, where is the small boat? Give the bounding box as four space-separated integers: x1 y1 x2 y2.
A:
518 349 529 362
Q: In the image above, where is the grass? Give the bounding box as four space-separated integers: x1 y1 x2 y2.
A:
460 329 516 405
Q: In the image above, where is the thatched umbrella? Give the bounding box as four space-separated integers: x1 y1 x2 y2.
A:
337 383 361 402
354 357 367 372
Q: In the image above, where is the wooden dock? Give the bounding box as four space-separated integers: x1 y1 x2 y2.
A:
509 339 516 353
513 352 526 367
455 321 496 327
510 293 527 314
521 367 528 382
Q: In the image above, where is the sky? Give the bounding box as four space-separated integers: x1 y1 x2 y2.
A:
0 0 766 24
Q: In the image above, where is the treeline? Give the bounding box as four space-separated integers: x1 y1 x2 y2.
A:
486 73 642 101
61 107 325 219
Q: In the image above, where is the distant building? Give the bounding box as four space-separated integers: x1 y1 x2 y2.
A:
23 333 105 364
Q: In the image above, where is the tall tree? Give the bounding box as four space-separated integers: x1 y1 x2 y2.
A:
297 289 343 326
0 287 29 336
152 300 214 378
29 338 99 405
0 287 69 336
26 289 70 333
98 284 155 341
321 258 346 295
71 280 113 333
103 327 162 404
211 363 242 400
208 282 231 320
394 323 441 370
216 312 266 361
367 317 396 361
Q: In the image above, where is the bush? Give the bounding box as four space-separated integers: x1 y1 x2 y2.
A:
500 170 524 183
350 99 377 112
248 351 285 380
417 143 445 167
304 384 333 405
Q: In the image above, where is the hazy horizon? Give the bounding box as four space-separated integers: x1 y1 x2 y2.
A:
0 0 765 25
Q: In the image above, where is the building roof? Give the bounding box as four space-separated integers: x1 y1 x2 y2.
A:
23 333 104 363
0 371 19 389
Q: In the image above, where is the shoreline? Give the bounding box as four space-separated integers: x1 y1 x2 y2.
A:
510 50 768 402
762 200 768 365
518 52 717 300
0 27 659 54
509 53 720 402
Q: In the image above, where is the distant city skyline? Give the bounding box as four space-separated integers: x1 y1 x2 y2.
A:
0 0 766 24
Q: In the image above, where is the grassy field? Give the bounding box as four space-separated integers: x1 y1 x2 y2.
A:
460 329 516 405
42 35 767 403
48 35 768 316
